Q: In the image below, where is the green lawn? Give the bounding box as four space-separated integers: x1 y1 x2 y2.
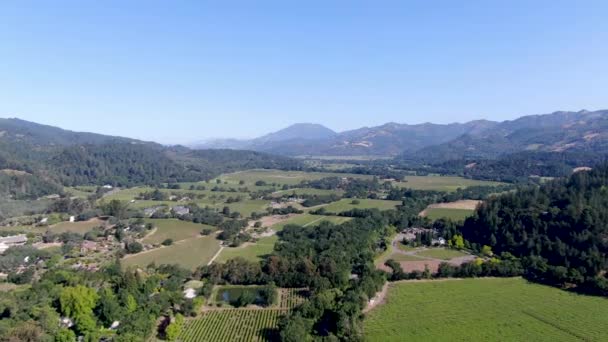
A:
320 198 401 213
415 248 469 260
121 235 220 271
394 175 504 192
424 208 475 221
364 278 608 341
142 219 215 244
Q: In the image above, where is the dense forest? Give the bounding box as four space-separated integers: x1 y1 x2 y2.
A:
462 166 608 295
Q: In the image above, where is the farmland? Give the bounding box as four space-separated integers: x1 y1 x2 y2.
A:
180 286 307 341
320 198 401 213
121 235 220 270
395 175 504 192
364 278 608 341
179 309 286 342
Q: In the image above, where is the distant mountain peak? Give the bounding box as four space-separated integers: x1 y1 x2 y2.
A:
255 123 337 143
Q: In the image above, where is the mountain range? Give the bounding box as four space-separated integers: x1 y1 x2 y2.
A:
191 109 608 160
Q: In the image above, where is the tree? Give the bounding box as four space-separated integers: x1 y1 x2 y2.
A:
125 241 143 254
165 314 184 341
54 328 77 342
162 238 173 246
101 199 129 219
452 235 465 249
59 285 99 335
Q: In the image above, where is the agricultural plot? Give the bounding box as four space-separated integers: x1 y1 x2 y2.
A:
394 175 504 192
121 235 220 270
271 213 351 231
179 309 286 342
278 288 308 309
364 278 608 341
320 198 401 213
141 219 214 244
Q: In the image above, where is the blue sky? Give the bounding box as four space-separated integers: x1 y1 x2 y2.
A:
1 1 607 144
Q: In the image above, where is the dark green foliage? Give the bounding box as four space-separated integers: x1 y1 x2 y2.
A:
461 165 608 294
124 241 143 254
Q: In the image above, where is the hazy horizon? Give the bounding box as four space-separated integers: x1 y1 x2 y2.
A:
1 1 607 144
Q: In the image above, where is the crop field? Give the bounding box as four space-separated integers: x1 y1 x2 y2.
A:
179 309 286 342
141 219 214 244
364 278 608 341
320 198 401 213
278 288 308 309
219 169 374 186
394 176 504 192
49 219 105 234
423 208 475 221
121 235 220 270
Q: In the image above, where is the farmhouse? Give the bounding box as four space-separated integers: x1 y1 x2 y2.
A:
0 234 27 254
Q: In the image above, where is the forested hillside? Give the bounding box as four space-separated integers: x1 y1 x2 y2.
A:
0 119 303 199
461 166 608 295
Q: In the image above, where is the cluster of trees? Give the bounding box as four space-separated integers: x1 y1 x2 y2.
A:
0 262 201 341
461 166 608 295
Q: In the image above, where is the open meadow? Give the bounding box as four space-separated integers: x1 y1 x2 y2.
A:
142 219 214 244
121 235 220 270
320 198 401 213
218 169 374 186
364 278 608 341
215 213 351 263
422 208 475 221
395 175 504 192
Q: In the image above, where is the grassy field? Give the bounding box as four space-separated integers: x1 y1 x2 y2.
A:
423 208 475 221
395 176 504 192
364 278 608 341
320 198 401 213
215 236 278 263
271 214 351 231
142 219 214 244
219 169 374 186
48 219 105 234
216 214 350 263
415 248 469 260
271 188 343 197
121 235 220 270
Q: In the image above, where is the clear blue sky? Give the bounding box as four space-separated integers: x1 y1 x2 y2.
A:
1 1 607 144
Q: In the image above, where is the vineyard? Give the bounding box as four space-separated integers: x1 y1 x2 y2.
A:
179 309 287 342
179 288 309 341
278 288 308 309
